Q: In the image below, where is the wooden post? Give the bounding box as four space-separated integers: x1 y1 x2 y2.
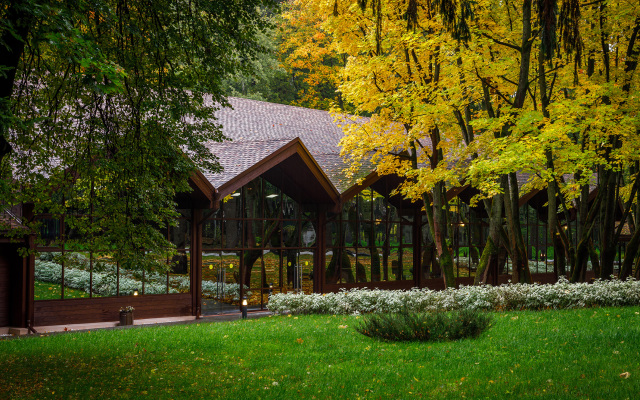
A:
192 207 203 318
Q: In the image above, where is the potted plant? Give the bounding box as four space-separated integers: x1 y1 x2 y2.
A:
119 306 135 326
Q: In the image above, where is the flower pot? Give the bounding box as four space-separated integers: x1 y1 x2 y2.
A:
119 311 134 326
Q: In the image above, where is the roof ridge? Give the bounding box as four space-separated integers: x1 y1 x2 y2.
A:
208 137 294 145
228 96 333 116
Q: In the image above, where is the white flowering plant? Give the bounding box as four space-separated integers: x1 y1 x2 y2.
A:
267 277 640 315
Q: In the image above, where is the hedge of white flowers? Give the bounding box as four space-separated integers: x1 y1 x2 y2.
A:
267 277 640 315
35 259 249 299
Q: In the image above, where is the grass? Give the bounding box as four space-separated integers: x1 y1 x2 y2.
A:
1 307 639 399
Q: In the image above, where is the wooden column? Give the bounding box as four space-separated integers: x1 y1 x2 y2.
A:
314 209 326 294
191 208 203 317
413 208 422 289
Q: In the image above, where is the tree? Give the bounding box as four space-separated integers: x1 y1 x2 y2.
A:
0 0 277 269
318 0 640 285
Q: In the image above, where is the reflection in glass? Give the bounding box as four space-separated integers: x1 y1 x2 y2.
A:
170 219 191 249
202 219 222 249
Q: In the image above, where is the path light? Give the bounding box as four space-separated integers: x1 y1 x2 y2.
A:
133 290 139 296
269 282 273 295
241 297 248 319
266 194 278 199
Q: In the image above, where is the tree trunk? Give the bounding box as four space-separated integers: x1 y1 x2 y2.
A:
600 169 618 279
620 226 640 280
475 193 503 285
432 181 455 288
504 173 531 283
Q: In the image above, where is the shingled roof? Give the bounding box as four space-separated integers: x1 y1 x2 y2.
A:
204 97 367 194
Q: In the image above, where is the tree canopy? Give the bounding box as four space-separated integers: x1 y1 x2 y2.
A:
0 0 277 268
313 0 640 284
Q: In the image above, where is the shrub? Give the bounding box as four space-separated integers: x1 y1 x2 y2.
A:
356 309 492 342
268 277 640 315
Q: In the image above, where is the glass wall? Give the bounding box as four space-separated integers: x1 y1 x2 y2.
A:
325 188 415 284
201 177 317 313
33 212 190 301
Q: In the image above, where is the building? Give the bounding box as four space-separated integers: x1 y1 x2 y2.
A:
1 97 566 330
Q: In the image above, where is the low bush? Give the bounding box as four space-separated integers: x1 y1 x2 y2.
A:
356 309 492 342
268 276 640 314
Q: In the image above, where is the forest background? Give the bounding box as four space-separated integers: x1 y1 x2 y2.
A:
231 0 640 287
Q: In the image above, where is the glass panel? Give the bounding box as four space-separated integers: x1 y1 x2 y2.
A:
246 219 263 248
282 220 299 248
301 207 317 220
301 221 317 247
402 246 414 279
264 183 281 218
325 219 338 246
138 271 168 296
282 193 298 219
356 248 370 283
389 202 400 222
36 217 61 247
202 219 222 249
64 216 84 242
263 250 281 289
223 193 242 219
170 219 191 249
284 250 300 291
202 251 222 285
223 219 242 248
221 252 241 286
201 251 240 315
34 252 63 300
299 249 314 294
344 251 356 283
177 209 192 219
373 191 387 221
390 246 404 281
93 255 119 297
325 248 343 284
245 252 264 306
170 250 190 275
244 179 262 219
402 223 413 245
262 219 281 249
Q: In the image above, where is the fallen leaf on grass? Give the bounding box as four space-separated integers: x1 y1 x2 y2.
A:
620 372 630 379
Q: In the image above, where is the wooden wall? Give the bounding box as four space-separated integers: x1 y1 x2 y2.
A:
0 242 28 328
33 293 193 327
0 247 10 327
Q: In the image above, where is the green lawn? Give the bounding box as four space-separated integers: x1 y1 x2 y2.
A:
1 307 639 399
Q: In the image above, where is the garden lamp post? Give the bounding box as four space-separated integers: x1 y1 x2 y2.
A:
241 296 248 319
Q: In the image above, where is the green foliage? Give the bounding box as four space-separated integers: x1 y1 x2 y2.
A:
1 0 277 271
356 309 492 342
